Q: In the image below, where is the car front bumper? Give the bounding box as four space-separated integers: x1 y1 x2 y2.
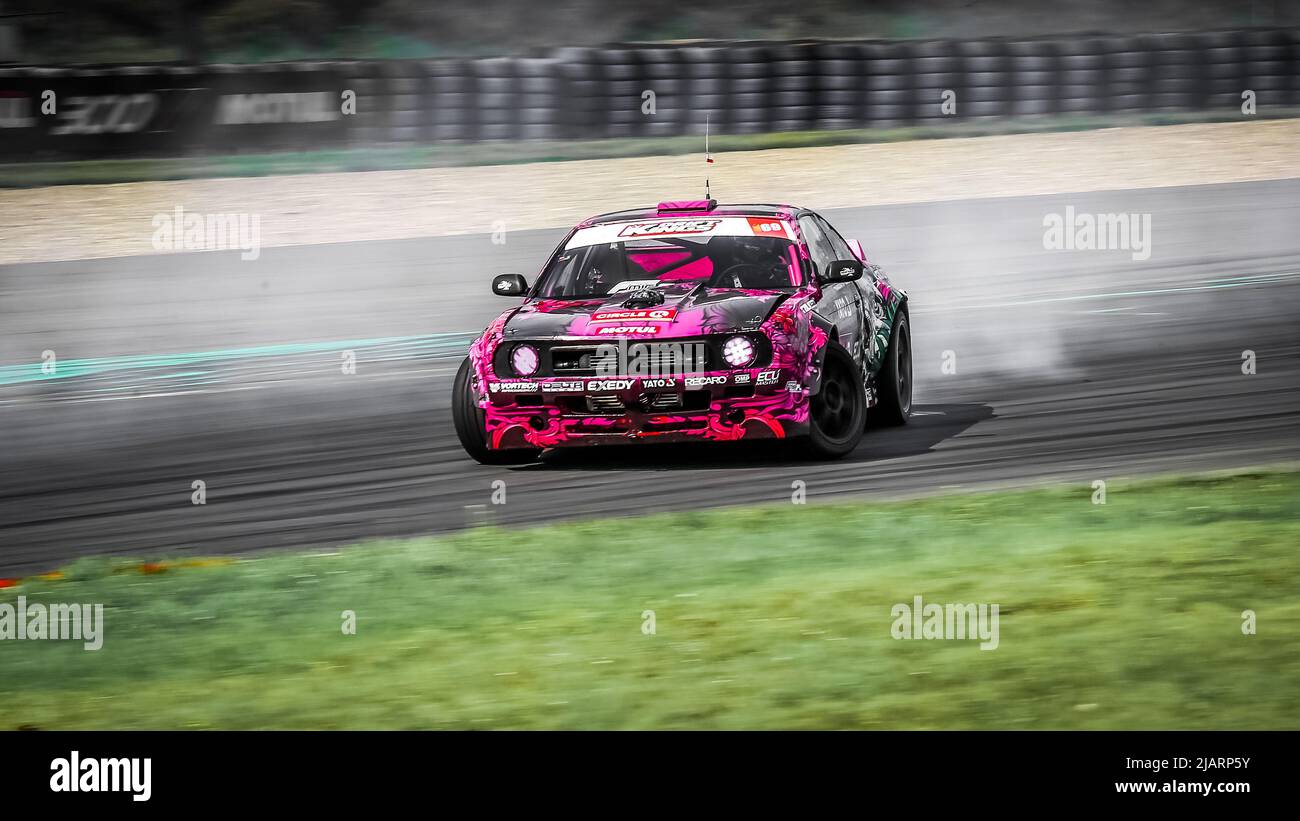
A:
478 369 811 449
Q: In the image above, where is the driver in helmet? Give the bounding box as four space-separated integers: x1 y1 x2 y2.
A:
714 237 791 288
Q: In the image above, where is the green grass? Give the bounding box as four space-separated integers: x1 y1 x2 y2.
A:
8 109 1299 188
2 469 1298 729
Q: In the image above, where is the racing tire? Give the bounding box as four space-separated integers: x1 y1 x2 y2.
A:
874 308 912 426
452 357 541 465
807 341 867 459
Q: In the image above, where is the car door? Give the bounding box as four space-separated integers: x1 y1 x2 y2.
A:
800 214 865 366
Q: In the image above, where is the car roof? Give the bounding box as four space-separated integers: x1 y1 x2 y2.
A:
584 202 809 226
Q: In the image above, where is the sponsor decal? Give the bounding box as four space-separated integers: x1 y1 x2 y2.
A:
541 381 584 392
747 217 789 238
757 369 781 385
586 379 634 391
595 325 662 335
786 381 803 393
609 279 663 293
686 374 728 387
618 219 721 238
733 372 752 385
798 300 814 314
590 308 678 323
833 295 853 320
488 381 534 393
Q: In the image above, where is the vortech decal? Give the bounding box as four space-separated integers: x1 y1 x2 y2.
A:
489 381 534 393
618 219 720 238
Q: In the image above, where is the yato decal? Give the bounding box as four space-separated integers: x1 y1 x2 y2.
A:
618 219 720 238
586 379 633 391
596 325 662 335
747 217 788 238
590 308 678 323
756 369 781 385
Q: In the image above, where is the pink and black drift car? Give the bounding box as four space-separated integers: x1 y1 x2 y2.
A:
453 200 911 462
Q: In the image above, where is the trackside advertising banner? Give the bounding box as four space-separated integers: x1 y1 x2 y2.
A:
0 64 348 160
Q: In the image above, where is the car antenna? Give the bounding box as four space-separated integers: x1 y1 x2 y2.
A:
704 114 713 201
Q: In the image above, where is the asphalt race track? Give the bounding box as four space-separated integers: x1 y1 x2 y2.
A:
2 178 1298 575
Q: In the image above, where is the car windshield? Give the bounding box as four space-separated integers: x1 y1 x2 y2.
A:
535 235 803 298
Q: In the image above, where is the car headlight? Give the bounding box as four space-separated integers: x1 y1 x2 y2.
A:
722 335 756 368
510 344 540 377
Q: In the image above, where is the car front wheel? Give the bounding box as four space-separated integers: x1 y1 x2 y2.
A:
807 341 867 459
452 357 541 465
874 309 912 426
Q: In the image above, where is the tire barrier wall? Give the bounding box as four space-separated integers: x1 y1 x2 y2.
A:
0 27 1295 161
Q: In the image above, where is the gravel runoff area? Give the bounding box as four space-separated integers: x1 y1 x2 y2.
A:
2 119 1298 266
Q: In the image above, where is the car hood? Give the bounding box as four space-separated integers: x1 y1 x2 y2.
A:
503 283 789 340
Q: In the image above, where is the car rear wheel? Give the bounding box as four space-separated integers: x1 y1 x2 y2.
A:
874 309 912 426
807 342 867 459
452 357 541 465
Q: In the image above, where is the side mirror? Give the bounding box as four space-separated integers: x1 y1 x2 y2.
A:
492 274 528 296
818 259 864 284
